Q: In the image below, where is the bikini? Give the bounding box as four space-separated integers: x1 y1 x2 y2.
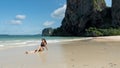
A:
41 42 45 47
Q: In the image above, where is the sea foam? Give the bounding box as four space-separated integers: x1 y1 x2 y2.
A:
0 45 4 47
0 37 93 50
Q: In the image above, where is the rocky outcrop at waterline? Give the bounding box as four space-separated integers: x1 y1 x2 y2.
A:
42 28 53 36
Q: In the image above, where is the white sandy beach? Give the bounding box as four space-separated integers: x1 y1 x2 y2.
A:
0 36 120 68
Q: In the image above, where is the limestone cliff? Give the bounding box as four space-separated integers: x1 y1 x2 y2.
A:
112 0 120 27
60 0 106 36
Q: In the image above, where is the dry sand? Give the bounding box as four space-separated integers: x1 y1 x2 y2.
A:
0 36 120 68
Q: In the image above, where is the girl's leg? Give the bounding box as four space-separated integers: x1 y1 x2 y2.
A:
35 47 40 52
39 47 43 51
35 46 44 52
25 47 44 54
38 47 44 52
25 50 35 54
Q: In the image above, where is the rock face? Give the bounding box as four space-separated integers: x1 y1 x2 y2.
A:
60 0 106 35
42 28 53 36
112 0 120 27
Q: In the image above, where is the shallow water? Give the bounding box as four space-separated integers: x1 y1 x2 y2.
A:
0 35 92 50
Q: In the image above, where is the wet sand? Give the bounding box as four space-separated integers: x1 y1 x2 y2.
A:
0 36 120 68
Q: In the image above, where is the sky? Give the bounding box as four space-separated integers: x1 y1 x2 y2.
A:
0 0 111 35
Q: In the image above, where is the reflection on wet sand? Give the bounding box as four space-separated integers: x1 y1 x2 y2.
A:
37 52 47 63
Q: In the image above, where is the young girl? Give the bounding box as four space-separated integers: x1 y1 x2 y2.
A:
26 38 48 54
35 38 48 52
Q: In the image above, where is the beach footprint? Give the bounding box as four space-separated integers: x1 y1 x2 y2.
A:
108 63 117 68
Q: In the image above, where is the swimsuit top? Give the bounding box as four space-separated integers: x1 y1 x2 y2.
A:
41 42 45 47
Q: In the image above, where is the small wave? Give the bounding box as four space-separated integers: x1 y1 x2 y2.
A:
0 37 93 50
0 45 4 47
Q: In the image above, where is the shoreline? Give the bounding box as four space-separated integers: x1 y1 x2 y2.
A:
0 36 120 51
93 36 120 42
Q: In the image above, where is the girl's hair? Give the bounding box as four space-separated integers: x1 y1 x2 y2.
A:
42 38 47 44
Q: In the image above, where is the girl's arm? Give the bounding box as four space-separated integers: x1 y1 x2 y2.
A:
44 43 48 50
37 45 41 51
45 45 48 50
43 42 48 50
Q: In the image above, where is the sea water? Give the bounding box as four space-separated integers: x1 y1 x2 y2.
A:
0 35 92 50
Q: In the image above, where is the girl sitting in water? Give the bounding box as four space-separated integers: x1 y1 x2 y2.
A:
26 38 48 54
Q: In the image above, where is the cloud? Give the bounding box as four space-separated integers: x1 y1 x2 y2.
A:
9 14 26 25
51 4 66 19
10 20 22 25
43 21 55 27
16 15 26 20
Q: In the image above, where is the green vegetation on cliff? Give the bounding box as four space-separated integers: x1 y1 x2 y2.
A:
49 27 120 37
93 0 106 11
85 27 120 37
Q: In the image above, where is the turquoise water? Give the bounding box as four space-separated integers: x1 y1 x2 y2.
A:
0 35 79 41
0 35 92 49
